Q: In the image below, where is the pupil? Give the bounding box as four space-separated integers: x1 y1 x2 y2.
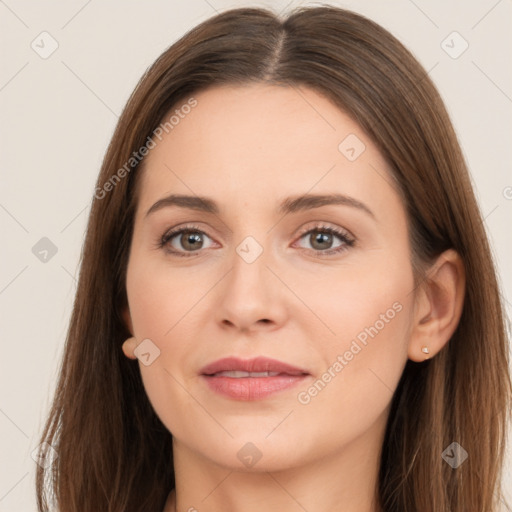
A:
311 231 332 250
183 231 202 250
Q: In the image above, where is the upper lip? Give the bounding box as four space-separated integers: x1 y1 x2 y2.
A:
200 356 309 376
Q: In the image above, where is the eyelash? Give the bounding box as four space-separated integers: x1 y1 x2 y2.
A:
156 223 356 258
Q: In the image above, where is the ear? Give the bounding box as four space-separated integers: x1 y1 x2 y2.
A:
408 249 465 362
122 336 138 360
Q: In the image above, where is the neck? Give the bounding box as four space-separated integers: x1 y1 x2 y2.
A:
164 411 387 512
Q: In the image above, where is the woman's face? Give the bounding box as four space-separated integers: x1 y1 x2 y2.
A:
123 83 416 471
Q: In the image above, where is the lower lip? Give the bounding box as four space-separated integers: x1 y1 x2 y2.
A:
201 374 309 400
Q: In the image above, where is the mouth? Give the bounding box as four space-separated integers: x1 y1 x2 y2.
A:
199 357 310 400
208 370 290 377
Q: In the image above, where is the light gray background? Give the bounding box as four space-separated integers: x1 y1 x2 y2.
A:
1 0 511 510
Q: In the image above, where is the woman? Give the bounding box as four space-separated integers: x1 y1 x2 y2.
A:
35 5 511 512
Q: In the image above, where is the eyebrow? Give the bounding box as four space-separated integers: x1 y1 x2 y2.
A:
145 193 375 219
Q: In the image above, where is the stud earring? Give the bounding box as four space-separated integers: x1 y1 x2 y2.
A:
421 346 430 360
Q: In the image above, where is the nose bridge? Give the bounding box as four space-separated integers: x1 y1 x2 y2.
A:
229 232 270 298
227 206 272 280
235 234 266 267
215 229 285 330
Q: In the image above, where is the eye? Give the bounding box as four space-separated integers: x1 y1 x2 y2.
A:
156 222 355 258
158 224 215 257
294 224 355 256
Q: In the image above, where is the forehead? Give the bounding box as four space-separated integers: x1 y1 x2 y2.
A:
135 83 396 215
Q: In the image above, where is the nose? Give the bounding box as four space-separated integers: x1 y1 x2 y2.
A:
214 237 288 334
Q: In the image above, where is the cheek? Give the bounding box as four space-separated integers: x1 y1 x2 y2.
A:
290 250 414 352
290 252 414 394
125 257 212 430
291 258 414 441
126 256 202 341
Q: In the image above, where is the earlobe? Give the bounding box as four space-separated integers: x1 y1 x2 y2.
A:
408 249 465 362
122 336 138 360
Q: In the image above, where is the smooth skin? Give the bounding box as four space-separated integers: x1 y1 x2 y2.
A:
121 84 465 512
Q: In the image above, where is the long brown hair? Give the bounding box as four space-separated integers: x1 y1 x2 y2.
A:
36 5 512 511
